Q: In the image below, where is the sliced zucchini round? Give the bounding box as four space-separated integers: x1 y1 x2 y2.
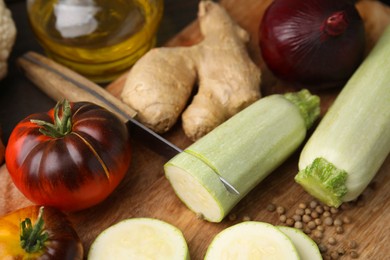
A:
88 218 189 260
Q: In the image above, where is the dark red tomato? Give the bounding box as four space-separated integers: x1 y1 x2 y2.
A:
5 100 131 211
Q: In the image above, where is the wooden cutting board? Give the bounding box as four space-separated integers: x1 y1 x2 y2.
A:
1 0 390 259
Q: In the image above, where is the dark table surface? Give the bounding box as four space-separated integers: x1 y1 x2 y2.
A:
0 0 199 144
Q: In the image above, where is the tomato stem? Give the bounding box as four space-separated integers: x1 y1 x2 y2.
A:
31 100 73 138
20 206 49 253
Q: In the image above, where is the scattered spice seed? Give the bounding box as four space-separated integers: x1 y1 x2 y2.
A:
315 205 324 214
328 237 337 245
313 229 323 239
228 213 237 221
340 203 349 210
298 202 307 209
302 214 311 223
318 243 328 253
336 226 344 234
334 218 343 226
294 221 303 229
196 213 205 219
323 211 331 218
305 208 312 215
350 250 359 258
337 248 345 255
330 207 339 214
242 215 251 221
267 203 276 212
324 217 333 226
295 208 305 216
314 218 322 226
317 225 324 232
342 216 351 224
292 214 302 222
311 211 319 219
279 214 287 223
303 227 311 234
330 251 339 259
310 200 318 209
348 240 358 249
307 221 316 230
286 218 294 227
276 206 285 215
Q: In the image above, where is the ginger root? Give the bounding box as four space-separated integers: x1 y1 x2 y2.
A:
121 1 261 141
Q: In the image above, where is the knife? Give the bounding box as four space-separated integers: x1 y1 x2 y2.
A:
17 51 240 195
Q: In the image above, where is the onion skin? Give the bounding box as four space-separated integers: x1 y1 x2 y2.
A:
259 0 365 89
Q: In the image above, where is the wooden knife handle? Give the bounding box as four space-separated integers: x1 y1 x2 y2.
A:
17 52 137 123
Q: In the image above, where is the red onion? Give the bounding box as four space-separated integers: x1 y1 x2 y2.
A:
259 0 365 89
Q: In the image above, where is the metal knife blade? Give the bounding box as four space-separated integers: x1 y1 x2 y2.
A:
17 51 239 195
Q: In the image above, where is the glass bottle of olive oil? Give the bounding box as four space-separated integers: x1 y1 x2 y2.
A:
27 0 163 83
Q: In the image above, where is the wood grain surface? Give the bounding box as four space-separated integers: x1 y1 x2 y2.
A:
1 0 390 259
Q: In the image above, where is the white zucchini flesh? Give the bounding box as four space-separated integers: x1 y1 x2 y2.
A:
278 226 322 260
165 90 320 222
204 221 300 260
296 26 390 207
88 218 189 260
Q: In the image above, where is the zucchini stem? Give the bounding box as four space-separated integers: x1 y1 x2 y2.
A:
295 158 348 207
283 89 320 129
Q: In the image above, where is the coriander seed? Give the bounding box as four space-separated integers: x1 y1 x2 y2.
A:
334 218 343 226
328 237 337 245
324 217 333 226
315 205 324 214
295 208 305 216
313 229 323 239
242 215 251 221
307 221 316 230
336 226 344 234
292 214 302 222
350 250 359 258
302 214 311 223
330 251 339 259
298 202 307 209
286 218 295 227
342 216 351 224
310 200 318 209
294 221 303 229
266 203 276 212
279 214 287 223
276 206 285 215
348 240 358 249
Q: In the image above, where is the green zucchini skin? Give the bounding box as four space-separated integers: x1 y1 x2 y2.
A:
165 90 320 222
296 26 390 207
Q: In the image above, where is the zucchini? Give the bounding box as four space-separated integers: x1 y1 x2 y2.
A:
165 90 320 222
88 218 189 260
278 226 322 260
295 26 390 207
204 221 300 259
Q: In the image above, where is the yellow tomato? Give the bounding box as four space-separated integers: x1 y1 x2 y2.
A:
0 205 83 259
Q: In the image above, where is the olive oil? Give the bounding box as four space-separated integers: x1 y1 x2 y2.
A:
27 0 163 83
